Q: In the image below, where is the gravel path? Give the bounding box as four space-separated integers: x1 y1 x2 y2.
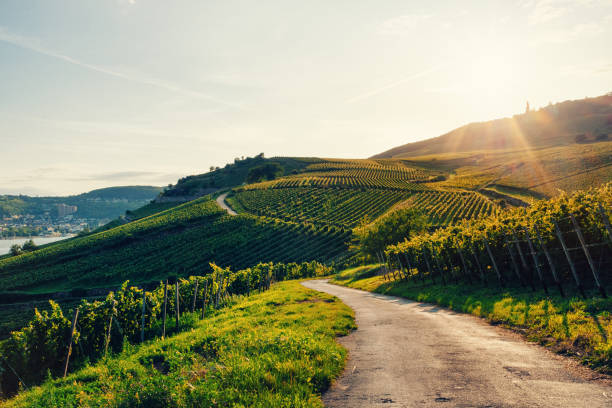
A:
216 192 237 215
302 280 611 408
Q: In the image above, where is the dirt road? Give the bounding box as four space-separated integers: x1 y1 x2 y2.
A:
302 280 611 407
216 192 237 215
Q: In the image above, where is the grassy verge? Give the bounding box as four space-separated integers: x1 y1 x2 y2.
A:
3 281 355 407
332 265 612 373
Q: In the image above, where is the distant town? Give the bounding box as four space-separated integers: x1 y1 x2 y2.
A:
0 186 163 238
0 203 110 238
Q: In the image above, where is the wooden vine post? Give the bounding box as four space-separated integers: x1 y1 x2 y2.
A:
175 280 180 328
599 203 612 243
140 289 146 343
430 247 447 285
533 225 564 297
191 278 199 313
396 254 406 281
162 279 168 339
553 220 586 298
524 228 548 294
504 234 525 288
423 249 435 284
570 214 607 298
105 310 113 356
457 247 472 285
63 307 79 378
483 237 503 287
404 252 420 283
401 252 413 282
376 251 389 280
386 253 398 280
376 252 386 280
382 251 391 280
215 275 222 309
470 246 486 285
201 279 208 319
512 229 531 283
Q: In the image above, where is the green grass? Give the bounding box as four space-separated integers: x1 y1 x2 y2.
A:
3 281 356 407
331 265 612 373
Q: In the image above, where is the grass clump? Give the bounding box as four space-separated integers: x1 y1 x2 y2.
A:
332 265 611 373
3 281 355 407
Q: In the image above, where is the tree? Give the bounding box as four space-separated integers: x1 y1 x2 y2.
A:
355 208 426 259
9 244 21 256
21 239 37 252
78 227 91 236
246 162 284 183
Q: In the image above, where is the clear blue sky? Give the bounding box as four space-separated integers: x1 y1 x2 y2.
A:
1 0 611 195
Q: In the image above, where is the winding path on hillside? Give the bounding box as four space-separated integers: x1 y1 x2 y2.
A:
302 280 611 407
216 192 237 215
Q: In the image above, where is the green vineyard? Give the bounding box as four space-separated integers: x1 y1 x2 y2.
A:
231 188 414 227
242 174 429 191
230 158 499 227
396 190 499 225
0 157 504 297
0 197 350 294
385 184 612 296
232 186 498 228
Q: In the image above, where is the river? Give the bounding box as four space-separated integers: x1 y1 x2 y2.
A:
0 236 73 255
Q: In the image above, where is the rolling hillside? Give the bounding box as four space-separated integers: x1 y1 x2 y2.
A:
373 93 612 197
0 158 500 337
0 196 350 295
226 159 499 227
375 93 612 157
1 94 610 341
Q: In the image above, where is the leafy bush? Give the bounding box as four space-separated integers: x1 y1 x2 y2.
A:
356 208 426 258
246 162 284 183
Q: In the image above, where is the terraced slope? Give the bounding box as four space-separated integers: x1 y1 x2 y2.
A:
0 196 350 294
228 159 500 227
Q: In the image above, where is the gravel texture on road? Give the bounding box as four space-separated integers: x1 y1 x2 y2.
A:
302 280 611 408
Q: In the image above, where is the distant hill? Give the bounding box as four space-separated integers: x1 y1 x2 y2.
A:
77 186 163 201
372 93 612 197
374 93 612 158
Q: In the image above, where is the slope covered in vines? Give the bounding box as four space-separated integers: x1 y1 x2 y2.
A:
0 197 350 294
229 158 500 227
385 183 612 295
